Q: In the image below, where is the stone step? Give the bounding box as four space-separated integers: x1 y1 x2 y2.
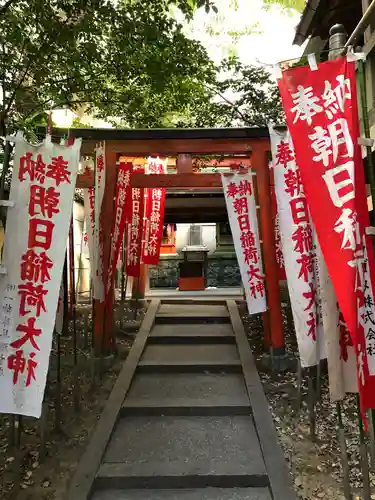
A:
157 304 229 317
122 373 250 415
150 324 234 345
138 345 241 372
141 344 239 364
92 488 272 500
155 304 230 324
151 324 234 336
148 336 235 345
97 416 267 490
155 316 231 325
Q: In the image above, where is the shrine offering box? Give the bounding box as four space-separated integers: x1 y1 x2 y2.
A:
178 246 209 291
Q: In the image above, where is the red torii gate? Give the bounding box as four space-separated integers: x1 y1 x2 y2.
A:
68 127 284 357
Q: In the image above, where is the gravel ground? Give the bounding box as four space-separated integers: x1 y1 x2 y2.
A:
241 302 375 500
0 300 147 500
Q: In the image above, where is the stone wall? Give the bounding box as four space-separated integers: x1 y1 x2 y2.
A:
149 254 241 289
206 255 241 287
149 256 180 289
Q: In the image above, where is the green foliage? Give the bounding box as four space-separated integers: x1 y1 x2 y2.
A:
263 0 305 13
176 0 218 17
0 0 281 140
71 117 93 129
287 53 321 69
0 0 216 137
170 57 284 128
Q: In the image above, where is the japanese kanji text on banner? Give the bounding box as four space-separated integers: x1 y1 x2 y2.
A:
142 157 167 265
269 125 326 367
222 172 266 315
83 145 106 301
0 133 81 418
107 163 132 297
126 167 145 277
277 56 375 412
270 177 286 281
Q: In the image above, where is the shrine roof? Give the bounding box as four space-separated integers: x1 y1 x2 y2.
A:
48 126 270 142
293 0 361 47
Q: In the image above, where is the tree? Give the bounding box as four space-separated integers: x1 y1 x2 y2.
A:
263 0 305 13
169 57 284 128
0 0 217 136
0 0 219 192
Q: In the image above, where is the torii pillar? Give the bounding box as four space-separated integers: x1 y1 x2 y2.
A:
252 146 285 356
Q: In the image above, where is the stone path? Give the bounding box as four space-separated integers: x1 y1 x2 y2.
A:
67 300 296 500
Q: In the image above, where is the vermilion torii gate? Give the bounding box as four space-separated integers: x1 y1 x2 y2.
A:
56 127 284 356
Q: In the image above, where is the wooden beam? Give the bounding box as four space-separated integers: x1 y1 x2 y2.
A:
119 156 252 168
76 170 94 188
132 173 222 188
76 160 255 189
176 154 193 173
80 138 268 156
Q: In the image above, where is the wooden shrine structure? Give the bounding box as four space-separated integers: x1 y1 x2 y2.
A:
50 127 285 357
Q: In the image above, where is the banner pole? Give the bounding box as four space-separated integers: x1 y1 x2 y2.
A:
69 214 80 412
337 401 352 499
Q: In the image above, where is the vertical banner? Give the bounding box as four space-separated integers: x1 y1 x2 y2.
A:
83 146 106 301
126 167 145 277
83 185 95 267
0 133 81 417
107 163 132 298
222 172 267 315
277 56 374 411
270 181 286 281
315 240 358 398
82 215 90 259
270 126 327 368
142 157 167 265
270 125 356 395
93 145 106 301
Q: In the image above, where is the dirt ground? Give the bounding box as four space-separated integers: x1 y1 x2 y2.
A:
0 301 147 500
241 303 375 500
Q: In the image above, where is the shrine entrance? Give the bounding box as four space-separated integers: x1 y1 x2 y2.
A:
66 127 284 356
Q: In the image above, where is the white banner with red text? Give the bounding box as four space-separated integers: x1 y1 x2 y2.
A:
269 125 326 367
83 145 106 301
270 125 357 395
277 56 372 413
0 133 81 417
222 172 267 315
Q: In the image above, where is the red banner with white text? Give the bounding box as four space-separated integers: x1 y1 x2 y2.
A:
142 158 167 265
126 167 145 277
278 56 375 414
106 163 132 297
